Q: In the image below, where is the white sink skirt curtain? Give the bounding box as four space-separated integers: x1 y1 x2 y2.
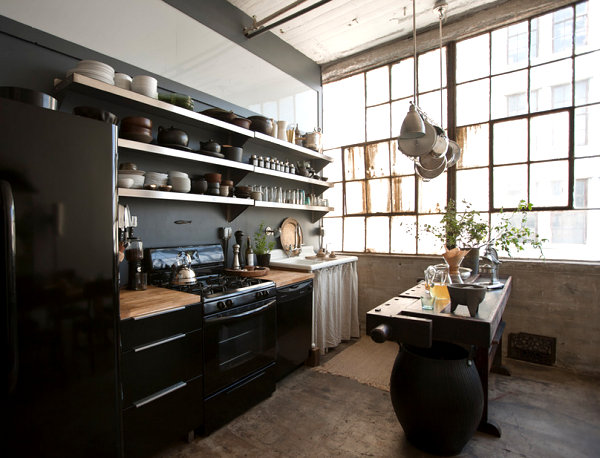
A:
312 261 359 355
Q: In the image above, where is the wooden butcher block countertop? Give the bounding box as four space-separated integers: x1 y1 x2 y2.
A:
120 285 200 320
262 269 314 288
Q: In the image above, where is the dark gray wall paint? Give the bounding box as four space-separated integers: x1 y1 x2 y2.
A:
0 18 323 287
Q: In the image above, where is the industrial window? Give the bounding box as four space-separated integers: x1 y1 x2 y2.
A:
322 1 599 261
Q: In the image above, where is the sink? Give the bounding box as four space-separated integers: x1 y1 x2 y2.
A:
269 254 357 271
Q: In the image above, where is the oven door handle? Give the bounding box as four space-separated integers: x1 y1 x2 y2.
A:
207 299 276 324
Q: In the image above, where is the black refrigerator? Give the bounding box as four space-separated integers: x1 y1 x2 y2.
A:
1 98 121 456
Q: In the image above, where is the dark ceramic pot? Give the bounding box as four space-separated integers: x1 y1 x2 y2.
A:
248 116 273 135
390 341 483 455
461 247 480 276
223 145 243 162
448 283 487 317
256 253 271 267
199 139 221 153
157 126 189 147
190 177 208 194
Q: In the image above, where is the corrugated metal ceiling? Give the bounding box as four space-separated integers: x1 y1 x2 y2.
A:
227 0 504 64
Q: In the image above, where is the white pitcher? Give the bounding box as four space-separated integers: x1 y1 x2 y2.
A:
277 120 288 141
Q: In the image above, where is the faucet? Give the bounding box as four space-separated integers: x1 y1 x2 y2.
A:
285 243 302 258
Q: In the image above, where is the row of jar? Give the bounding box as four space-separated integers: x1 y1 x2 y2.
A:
250 185 328 207
250 155 296 174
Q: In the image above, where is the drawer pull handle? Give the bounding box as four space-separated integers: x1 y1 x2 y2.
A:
133 333 186 352
132 306 187 320
134 381 187 408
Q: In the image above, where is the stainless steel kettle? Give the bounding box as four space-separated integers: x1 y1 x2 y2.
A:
171 251 197 285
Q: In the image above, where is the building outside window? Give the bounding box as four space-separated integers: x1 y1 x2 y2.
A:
322 1 600 262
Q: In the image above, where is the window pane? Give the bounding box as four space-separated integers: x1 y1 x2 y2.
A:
366 66 389 106
418 174 447 213
493 210 600 261
493 119 528 165
531 8 573 65
530 59 573 112
366 216 389 253
344 146 365 180
530 112 569 161
343 217 365 252
365 142 390 178
575 51 600 105
418 89 447 128
457 79 490 126
456 168 489 212
418 214 444 254
493 164 528 208
391 57 414 100
391 176 415 212
345 181 365 214
491 70 528 119
456 123 489 168
366 178 390 213
457 34 490 83
391 216 417 254
390 139 416 175
575 104 600 156
492 21 529 74
418 47 446 93
323 183 343 216
323 74 365 148
574 157 600 209
322 148 343 182
366 103 390 141
391 98 411 138
576 1 599 54
530 160 569 207
322 217 342 252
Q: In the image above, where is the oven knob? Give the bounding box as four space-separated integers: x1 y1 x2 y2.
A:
217 301 226 310
226 299 233 308
255 291 262 299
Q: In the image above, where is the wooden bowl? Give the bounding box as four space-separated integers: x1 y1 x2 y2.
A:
204 173 222 183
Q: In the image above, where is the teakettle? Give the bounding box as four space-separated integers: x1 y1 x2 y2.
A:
171 251 197 285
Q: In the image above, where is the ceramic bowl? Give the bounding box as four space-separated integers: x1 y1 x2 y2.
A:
223 145 243 162
114 73 132 90
231 117 251 129
117 177 134 188
204 173 222 183
157 126 189 147
219 185 230 197
168 170 188 178
201 108 236 123
118 172 145 188
248 116 273 135
119 162 137 171
191 177 208 194
121 116 152 129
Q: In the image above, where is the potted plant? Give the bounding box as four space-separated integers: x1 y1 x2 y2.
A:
253 222 275 267
423 199 546 275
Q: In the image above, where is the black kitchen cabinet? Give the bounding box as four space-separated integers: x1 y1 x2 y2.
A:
275 280 313 381
120 304 203 456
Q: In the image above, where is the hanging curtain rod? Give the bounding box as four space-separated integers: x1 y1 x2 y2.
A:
244 0 334 39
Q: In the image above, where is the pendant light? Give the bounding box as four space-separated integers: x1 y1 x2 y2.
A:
398 0 425 139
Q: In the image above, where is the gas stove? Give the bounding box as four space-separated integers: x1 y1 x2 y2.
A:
144 244 275 315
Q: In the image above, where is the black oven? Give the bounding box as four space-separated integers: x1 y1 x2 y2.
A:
203 296 277 396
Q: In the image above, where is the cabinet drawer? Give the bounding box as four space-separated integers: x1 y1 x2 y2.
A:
122 375 203 458
121 329 203 407
120 303 202 351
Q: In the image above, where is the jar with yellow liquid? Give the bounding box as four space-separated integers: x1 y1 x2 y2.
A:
424 264 450 306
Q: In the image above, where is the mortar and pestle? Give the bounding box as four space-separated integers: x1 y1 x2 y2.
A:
448 283 487 317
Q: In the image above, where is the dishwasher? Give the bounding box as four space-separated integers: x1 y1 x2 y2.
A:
275 279 313 381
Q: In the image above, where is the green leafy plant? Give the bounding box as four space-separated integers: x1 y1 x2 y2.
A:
423 199 547 257
253 222 275 255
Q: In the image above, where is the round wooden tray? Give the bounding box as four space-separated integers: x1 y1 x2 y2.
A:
280 217 302 252
224 267 270 277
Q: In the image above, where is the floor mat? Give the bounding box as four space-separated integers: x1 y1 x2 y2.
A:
314 335 398 391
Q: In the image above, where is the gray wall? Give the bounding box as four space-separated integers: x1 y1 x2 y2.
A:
0 17 323 285
357 254 600 377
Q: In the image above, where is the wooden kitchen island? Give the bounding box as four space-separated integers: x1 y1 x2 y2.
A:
366 277 512 438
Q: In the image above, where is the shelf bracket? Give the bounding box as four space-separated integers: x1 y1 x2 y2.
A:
224 204 248 222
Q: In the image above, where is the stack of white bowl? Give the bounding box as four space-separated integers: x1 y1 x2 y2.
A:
118 170 145 189
144 172 168 187
114 73 132 90
67 60 115 85
132 75 158 99
168 171 191 193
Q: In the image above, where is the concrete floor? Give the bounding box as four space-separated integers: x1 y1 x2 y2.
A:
153 344 600 458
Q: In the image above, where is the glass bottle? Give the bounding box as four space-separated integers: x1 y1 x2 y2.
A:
245 236 255 268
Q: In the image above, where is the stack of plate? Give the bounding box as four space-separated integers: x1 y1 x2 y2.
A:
144 172 168 187
132 75 158 99
168 171 190 193
67 60 115 85
118 170 145 189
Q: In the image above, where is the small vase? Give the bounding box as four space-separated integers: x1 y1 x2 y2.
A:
442 247 469 283
461 246 480 276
